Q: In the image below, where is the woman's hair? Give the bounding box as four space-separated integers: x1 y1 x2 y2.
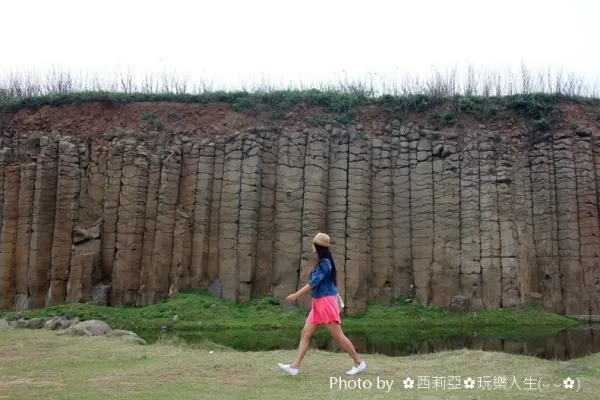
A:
314 243 337 287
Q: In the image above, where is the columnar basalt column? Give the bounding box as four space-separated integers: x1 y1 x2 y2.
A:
299 128 329 309
13 162 36 309
148 144 181 303
553 131 587 316
237 134 262 302
218 137 243 302
0 158 18 309
255 130 278 297
459 131 483 310
345 129 371 315
431 130 461 308
508 135 538 308
111 141 149 306
27 141 58 309
138 152 162 305
573 132 600 317
207 137 225 295
48 141 80 306
102 141 123 283
272 131 306 300
327 127 349 303
479 136 501 309
190 140 215 290
170 140 199 293
391 126 412 298
369 136 393 303
530 138 562 312
410 129 434 305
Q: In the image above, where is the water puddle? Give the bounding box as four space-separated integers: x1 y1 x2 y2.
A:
308 325 600 361
147 324 600 361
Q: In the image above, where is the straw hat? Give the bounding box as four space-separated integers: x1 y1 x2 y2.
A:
312 232 331 247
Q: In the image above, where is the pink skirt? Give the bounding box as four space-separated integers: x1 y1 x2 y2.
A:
307 295 341 325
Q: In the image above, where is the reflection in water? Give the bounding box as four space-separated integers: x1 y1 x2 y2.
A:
307 326 600 361
145 324 600 361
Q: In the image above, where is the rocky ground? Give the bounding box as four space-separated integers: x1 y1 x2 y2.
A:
0 314 146 344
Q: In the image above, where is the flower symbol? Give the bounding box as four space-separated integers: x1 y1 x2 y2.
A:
563 377 575 389
464 377 475 389
403 377 414 389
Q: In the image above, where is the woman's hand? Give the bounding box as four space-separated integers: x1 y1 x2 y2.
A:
285 293 298 303
284 284 311 303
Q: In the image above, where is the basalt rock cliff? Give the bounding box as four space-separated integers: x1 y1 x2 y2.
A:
0 99 599 319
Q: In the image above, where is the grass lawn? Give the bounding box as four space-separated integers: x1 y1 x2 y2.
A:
0 327 598 400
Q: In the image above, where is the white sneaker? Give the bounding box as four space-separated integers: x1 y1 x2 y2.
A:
346 360 366 375
278 363 299 376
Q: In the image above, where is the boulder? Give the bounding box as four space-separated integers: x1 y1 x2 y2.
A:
58 326 92 336
15 318 30 328
70 320 112 336
44 316 67 330
107 329 138 338
28 318 45 329
105 328 146 344
59 317 80 329
122 335 146 345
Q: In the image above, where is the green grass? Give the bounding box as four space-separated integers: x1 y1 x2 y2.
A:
1 89 599 125
1 327 599 399
0 290 580 348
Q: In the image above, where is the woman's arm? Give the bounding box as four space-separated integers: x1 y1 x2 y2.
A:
285 260 329 302
285 284 311 303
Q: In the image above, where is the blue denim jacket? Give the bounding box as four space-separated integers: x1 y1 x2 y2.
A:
307 258 338 298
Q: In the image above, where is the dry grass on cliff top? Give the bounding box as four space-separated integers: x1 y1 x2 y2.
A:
1 65 599 128
1 328 599 400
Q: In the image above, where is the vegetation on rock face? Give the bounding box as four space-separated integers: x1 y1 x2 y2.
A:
1 65 598 127
0 290 579 340
0 87 597 126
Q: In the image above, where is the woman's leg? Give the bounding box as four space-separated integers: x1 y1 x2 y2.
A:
290 320 318 368
325 322 362 366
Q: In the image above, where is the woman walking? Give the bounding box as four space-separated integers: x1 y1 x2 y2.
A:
278 233 366 376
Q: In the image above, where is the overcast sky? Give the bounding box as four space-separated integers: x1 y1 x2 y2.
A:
2 0 599 91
